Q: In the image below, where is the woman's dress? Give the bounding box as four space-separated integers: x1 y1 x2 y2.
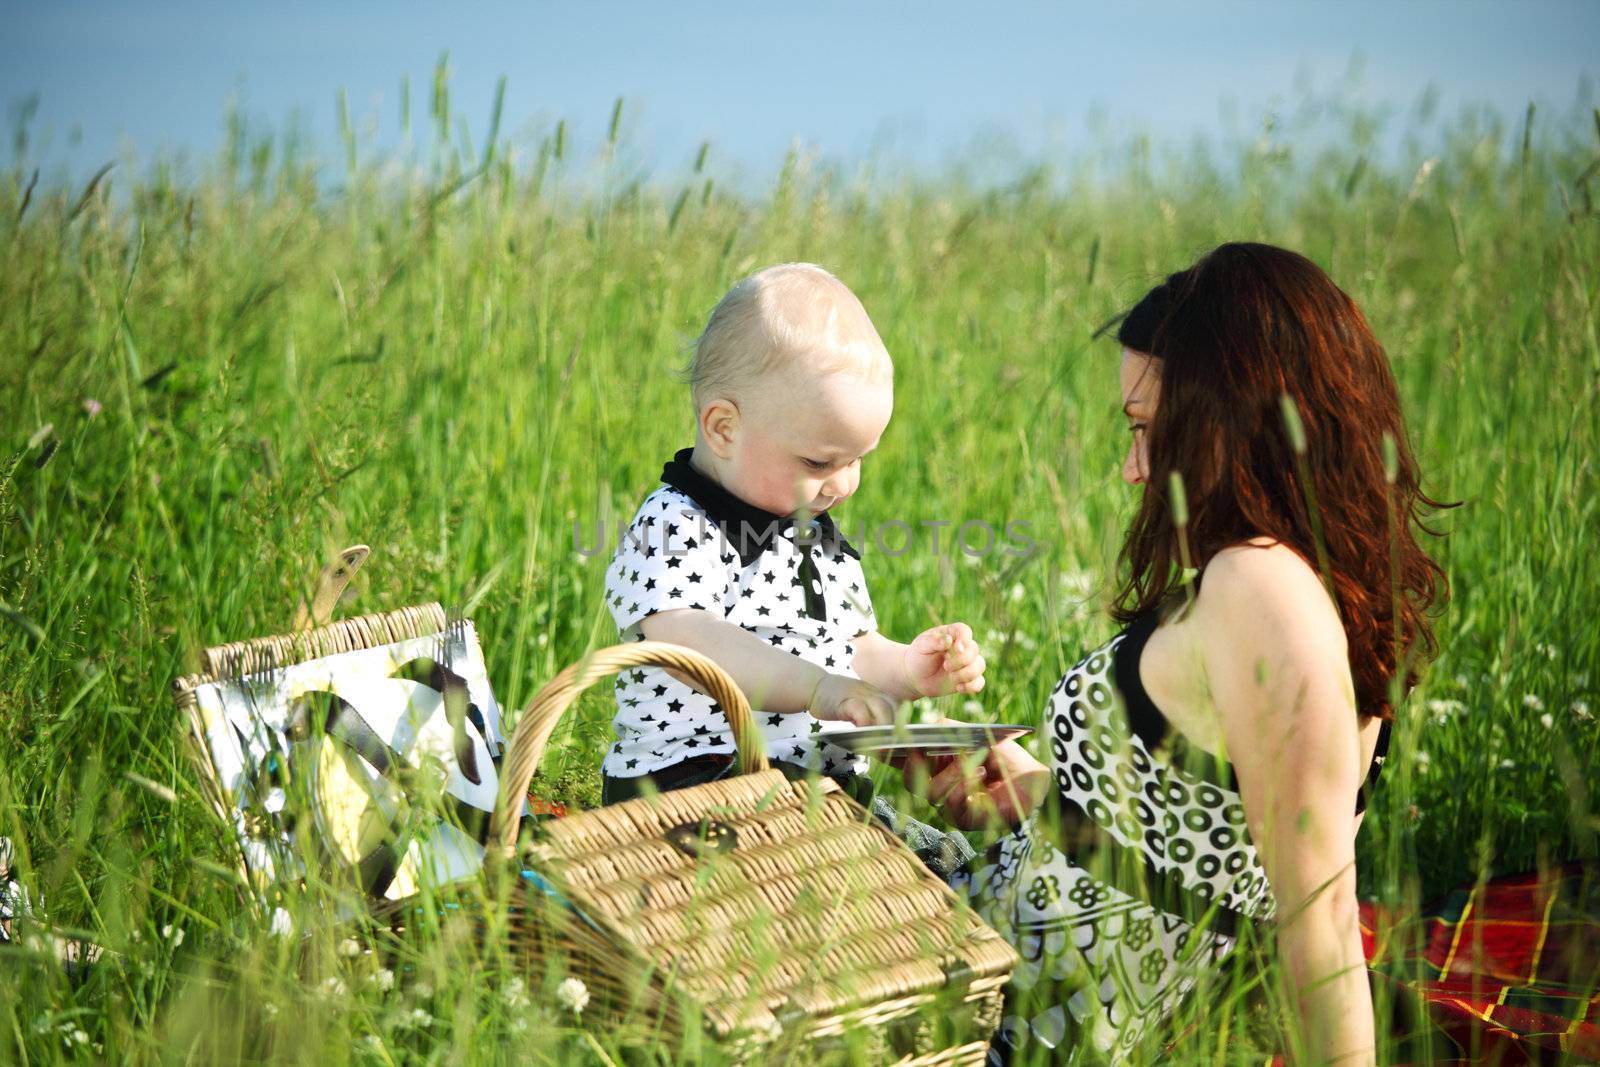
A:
954 609 1389 1061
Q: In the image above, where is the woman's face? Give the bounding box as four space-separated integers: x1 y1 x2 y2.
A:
1119 347 1160 486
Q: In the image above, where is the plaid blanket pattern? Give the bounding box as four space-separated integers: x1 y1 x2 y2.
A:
1360 864 1600 1064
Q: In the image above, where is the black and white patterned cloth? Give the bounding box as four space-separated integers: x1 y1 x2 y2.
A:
602 448 876 780
0 837 32 944
955 609 1390 1061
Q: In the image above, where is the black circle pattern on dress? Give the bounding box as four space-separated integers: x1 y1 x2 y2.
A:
960 628 1276 1059
1045 634 1276 920
602 487 875 779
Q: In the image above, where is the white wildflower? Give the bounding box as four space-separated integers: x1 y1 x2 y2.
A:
556 977 590 1017
67 1028 89 1047
1426 697 1466 725
502 976 530 1009
1058 569 1095 596
749 1015 784 1042
1572 700 1593 723
161 924 185 946
1057 570 1097 621
269 908 293 937
1499 758 1516 770
263 1002 279 1020
321 976 347 997
1522 694 1544 711
413 981 434 999
1453 673 1469 690
1539 713 1554 730
407 1008 434 1028
370 968 395 992
1414 751 1431 771
1534 642 1557 661
338 937 362 958
1007 582 1026 603
363 1034 383 1051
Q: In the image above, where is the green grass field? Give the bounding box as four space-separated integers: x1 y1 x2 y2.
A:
3 76 1599 1063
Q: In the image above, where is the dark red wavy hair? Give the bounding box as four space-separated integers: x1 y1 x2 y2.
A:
1112 242 1450 720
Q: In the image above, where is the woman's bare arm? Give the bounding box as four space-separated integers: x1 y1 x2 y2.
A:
1195 544 1375 1066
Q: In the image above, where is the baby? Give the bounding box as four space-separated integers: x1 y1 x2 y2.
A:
600 262 986 809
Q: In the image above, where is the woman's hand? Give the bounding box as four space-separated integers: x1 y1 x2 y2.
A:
900 732 1049 831
810 674 900 726
903 623 986 698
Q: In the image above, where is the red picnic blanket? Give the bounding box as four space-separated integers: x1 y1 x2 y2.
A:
1359 864 1600 1064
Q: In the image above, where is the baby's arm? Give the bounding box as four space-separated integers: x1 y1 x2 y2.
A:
642 609 898 726
853 624 987 703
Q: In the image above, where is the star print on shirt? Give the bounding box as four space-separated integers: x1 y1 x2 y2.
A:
600 458 877 781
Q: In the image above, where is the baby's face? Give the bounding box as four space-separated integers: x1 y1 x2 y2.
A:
724 369 892 519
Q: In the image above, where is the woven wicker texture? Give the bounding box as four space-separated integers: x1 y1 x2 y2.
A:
173 602 449 698
491 641 1018 1060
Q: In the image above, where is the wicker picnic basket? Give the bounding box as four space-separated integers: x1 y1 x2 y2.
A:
487 641 1018 1064
171 595 512 903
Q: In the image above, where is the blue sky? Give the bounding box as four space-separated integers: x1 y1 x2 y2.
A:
5 1 1597 186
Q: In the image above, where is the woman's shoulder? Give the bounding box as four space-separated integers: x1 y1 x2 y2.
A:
1191 539 1347 659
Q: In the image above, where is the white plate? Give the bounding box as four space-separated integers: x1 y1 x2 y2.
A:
819 723 1032 757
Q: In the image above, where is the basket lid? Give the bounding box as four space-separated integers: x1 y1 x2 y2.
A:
519 770 1017 1041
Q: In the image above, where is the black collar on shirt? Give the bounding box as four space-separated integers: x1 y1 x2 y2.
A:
659 447 860 568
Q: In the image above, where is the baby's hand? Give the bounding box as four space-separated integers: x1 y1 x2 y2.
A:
904 623 986 698
811 675 899 727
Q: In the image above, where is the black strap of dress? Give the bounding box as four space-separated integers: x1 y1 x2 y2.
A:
1114 609 1391 816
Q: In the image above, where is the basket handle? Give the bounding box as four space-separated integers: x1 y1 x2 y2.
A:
489 641 769 857
292 544 371 631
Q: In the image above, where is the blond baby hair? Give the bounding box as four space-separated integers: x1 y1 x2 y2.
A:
686 263 892 410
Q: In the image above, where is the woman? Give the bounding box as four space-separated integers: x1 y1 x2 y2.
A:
908 243 1448 1063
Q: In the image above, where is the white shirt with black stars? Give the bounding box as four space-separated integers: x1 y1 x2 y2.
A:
601 449 876 780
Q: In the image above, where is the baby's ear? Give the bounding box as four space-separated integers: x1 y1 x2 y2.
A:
698 398 739 456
